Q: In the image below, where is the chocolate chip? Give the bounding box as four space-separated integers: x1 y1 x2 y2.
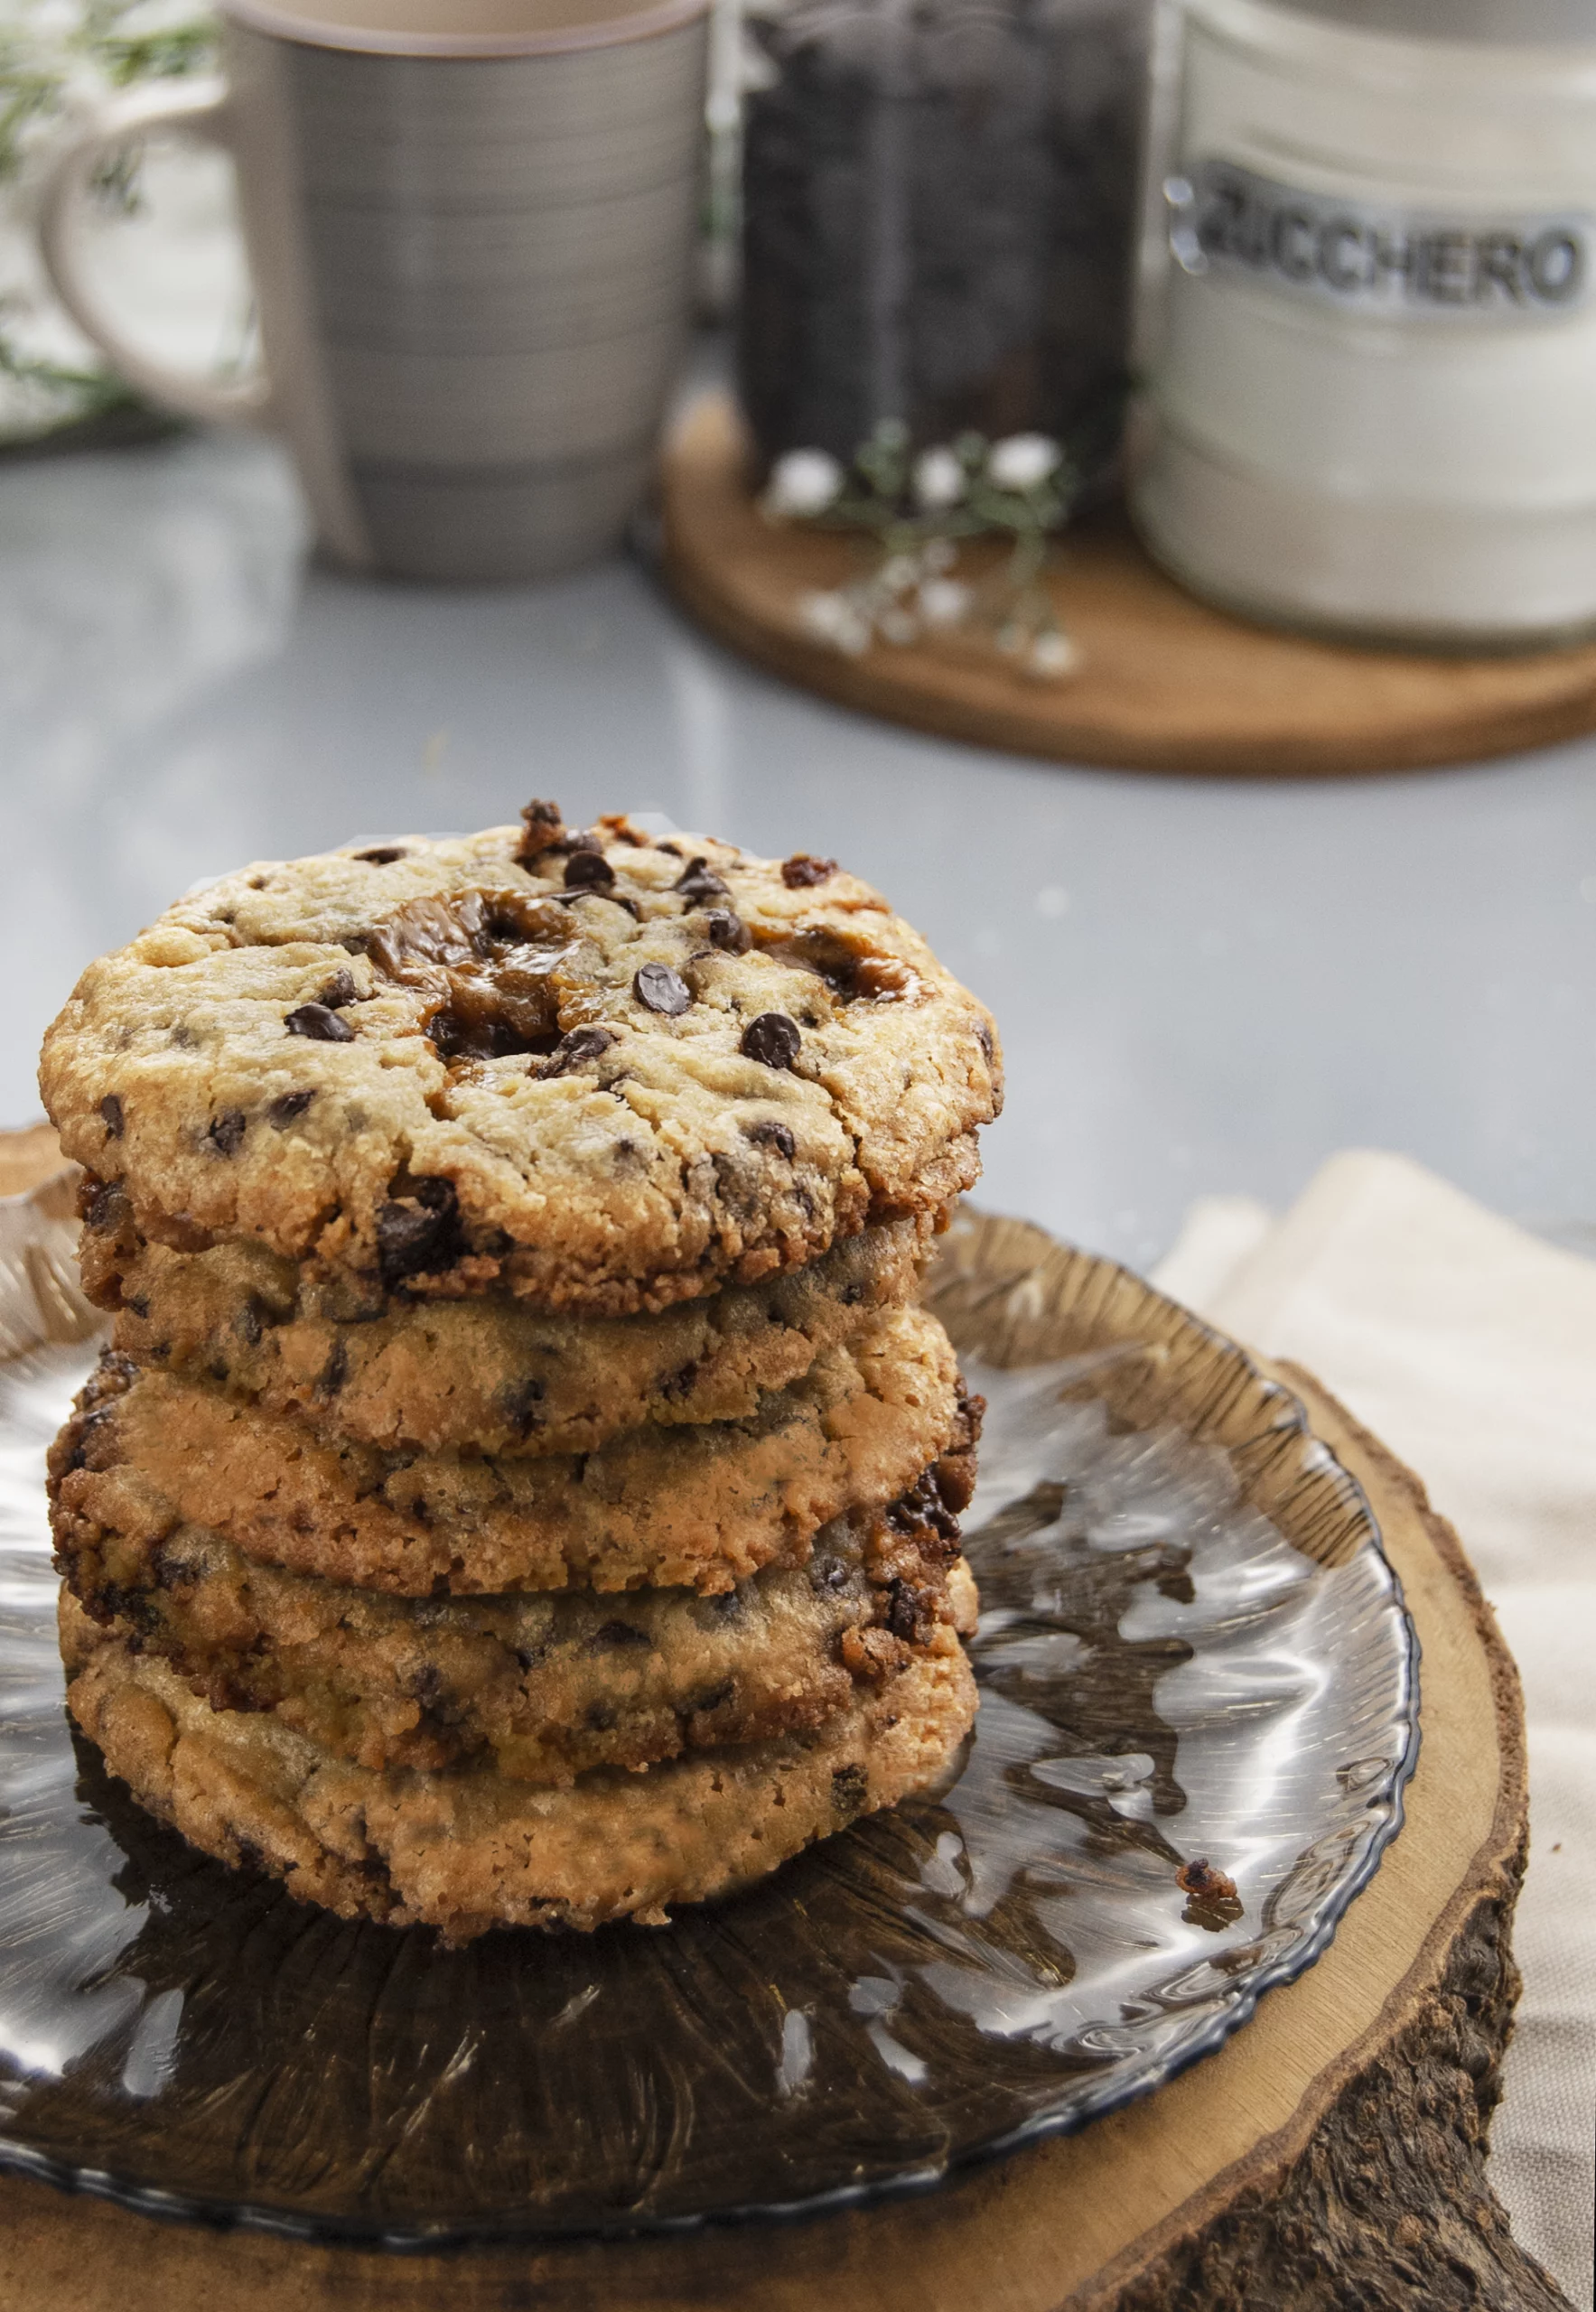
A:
82 1179 126 1232
690 1678 736 1715
268 1089 315 1128
285 1002 355 1043
501 1376 545 1439
405 1662 445 1711
743 1118 797 1160
709 1149 747 1206
98 1094 124 1139
781 853 837 888
564 850 614 890
316 1340 349 1398
831 1762 869 1820
740 1012 800 1069
704 909 751 954
376 1175 461 1286
588 1620 652 1651
61 1401 115 1476
658 1359 700 1401
207 1110 247 1156
319 969 358 1009
675 857 729 904
632 963 691 1017
537 1026 614 1078
515 798 565 864
354 846 406 866
884 1578 929 1641
886 1467 960 1543
809 1555 850 1592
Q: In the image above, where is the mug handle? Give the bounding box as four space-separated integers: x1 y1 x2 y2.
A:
35 76 275 431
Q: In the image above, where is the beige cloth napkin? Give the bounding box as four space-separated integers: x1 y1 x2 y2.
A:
1153 1151 1595 2308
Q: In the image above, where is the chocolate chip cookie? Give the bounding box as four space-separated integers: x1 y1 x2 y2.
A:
52 1307 972 1596
43 806 1002 1317
55 1454 978 1781
93 1215 931 1459
62 1596 979 1939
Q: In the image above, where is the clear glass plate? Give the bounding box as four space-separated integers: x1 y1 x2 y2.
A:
0 1205 1417 2248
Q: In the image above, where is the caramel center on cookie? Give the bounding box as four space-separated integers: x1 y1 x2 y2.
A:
368 888 601 1064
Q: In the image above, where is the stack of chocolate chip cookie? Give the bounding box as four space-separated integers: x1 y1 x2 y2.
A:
41 806 1002 1943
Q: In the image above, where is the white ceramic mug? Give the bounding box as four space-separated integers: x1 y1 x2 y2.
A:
36 0 710 583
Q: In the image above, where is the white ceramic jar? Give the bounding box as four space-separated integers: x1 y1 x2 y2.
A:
1129 0 1596 643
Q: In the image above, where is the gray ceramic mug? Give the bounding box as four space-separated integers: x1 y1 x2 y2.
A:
36 0 710 582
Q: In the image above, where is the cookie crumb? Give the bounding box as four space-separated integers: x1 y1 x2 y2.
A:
1178 1856 1244 1931
1177 1857 1237 1901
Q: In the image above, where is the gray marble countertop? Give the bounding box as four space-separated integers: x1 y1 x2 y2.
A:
4 420 1593 1265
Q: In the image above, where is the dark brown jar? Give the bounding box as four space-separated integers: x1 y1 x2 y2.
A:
738 0 1150 482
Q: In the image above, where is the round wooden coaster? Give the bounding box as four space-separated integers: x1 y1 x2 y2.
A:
660 394 1596 778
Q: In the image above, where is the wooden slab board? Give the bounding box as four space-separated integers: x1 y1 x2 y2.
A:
0 1134 1571 2310
661 393 1596 778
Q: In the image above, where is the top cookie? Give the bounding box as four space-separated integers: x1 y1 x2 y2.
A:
42 806 1002 1314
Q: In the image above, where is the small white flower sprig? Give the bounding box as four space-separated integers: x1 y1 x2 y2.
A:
761 421 1080 680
